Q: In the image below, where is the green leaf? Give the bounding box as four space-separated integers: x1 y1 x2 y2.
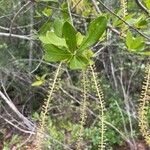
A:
126 31 133 49
42 8 52 17
35 75 41 80
138 51 150 56
54 19 64 37
76 32 84 47
132 36 145 50
146 0 150 9
39 21 51 35
126 31 145 52
44 44 71 62
135 19 148 29
32 80 44 87
83 49 94 59
61 2 70 21
39 31 67 47
69 55 89 70
41 74 47 80
79 16 107 53
62 22 77 52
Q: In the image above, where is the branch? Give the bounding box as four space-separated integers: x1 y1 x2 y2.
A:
0 90 34 130
0 116 34 134
97 0 150 41
91 0 102 14
0 32 32 40
90 0 150 46
135 0 150 15
9 1 33 36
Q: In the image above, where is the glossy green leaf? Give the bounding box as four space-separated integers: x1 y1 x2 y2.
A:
63 22 77 52
54 19 64 37
69 55 89 70
44 44 71 62
79 16 107 53
39 31 67 47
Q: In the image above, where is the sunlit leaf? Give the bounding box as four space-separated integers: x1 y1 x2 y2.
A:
32 80 44 86
146 0 150 9
41 74 47 80
132 36 145 50
126 31 133 50
39 31 67 47
126 31 145 52
139 51 150 56
42 8 52 17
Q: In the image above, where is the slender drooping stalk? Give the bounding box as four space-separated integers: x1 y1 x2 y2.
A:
90 65 106 150
76 70 87 150
36 62 62 150
138 61 150 145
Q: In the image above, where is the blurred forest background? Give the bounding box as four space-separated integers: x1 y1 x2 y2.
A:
0 0 150 149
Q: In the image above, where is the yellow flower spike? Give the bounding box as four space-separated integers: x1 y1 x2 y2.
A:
138 60 150 146
35 62 62 150
76 70 88 150
90 65 106 150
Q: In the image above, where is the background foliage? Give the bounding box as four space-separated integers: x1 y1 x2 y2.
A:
0 0 150 149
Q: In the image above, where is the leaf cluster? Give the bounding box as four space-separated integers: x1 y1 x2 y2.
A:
39 16 107 69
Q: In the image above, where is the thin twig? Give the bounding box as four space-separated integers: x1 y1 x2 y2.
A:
0 89 34 130
9 1 33 36
135 0 150 15
0 116 34 134
0 32 32 40
97 0 150 41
